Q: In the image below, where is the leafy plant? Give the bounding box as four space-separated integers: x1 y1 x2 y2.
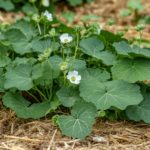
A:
62 11 75 23
119 0 144 22
0 11 149 140
81 14 102 22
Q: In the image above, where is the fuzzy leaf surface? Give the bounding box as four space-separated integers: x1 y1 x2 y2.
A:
58 100 97 139
57 87 82 107
81 68 110 82
0 69 5 92
4 64 34 91
3 92 50 119
126 94 150 123
111 58 150 83
80 79 143 110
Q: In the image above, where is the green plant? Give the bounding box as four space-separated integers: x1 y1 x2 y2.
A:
119 0 144 22
0 11 150 140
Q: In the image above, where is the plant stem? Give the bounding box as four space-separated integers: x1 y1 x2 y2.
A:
105 41 109 50
53 36 56 55
88 57 92 68
64 72 66 86
32 2 38 14
45 82 50 100
63 49 65 60
139 30 143 47
34 86 48 101
37 23 42 35
26 91 40 103
67 47 69 58
12 50 14 61
71 32 79 69
107 25 110 30
44 23 46 35
47 60 54 99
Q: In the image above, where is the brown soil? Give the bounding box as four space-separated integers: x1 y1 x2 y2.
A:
1 0 150 149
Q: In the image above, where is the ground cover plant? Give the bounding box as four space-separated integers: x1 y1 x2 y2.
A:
0 10 150 140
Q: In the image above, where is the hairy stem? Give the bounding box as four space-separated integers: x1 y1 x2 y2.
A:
26 91 40 103
71 32 79 69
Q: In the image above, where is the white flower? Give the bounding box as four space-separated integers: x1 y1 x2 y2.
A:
67 71 81 84
98 25 102 34
60 33 73 43
42 0 50 7
43 10 53 21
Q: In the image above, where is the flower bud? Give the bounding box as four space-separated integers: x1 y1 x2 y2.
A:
125 27 129 32
59 62 69 71
107 19 115 26
31 14 40 23
29 0 37 3
52 115 59 126
44 48 52 58
74 24 83 32
135 24 145 32
116 31 124 37
65 58 70 63
88 22 100 30
98 110 106 117
38 53 47 61
49 28 56 37
27 11 34 17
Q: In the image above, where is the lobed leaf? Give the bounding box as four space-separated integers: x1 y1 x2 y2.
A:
80 78 143 110
58 100 97 139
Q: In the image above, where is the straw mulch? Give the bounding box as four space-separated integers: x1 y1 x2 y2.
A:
1 0 150 149
55 0 150 41
1 108 150 150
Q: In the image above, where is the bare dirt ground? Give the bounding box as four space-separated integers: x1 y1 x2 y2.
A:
0 0 150 149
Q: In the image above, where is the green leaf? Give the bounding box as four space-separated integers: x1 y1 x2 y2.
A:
96 51 117 66
80 37 116 65
13 57 30 65
81 68 110 82
119 9 132 18
9 19 38 41
79 79 143 110
57 87 82 107
57 24 75 34
0 0 15 11
58 100 97 139
127 0 144 11
0 69 5 92
3 92 51 119
80 37 104 57
32 64 44 80
69 57 86 73
126 94 150 123
113 41 150 58
32 38 60 53
111 58 150 83
0 55 11 68
22 3 36 14
62 11 75 23
67 0 83 6
5 29 36 55
129 45 150 58
81 14 102 22
86 0 96 4
34 55 63 85
4 64 34 91
101 30 127 43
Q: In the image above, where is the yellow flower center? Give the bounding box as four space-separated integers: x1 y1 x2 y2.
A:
64 38 69 42
71 76 76 82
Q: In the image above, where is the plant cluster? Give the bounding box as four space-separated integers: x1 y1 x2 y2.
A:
0 0 96 14
0 10 150 140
